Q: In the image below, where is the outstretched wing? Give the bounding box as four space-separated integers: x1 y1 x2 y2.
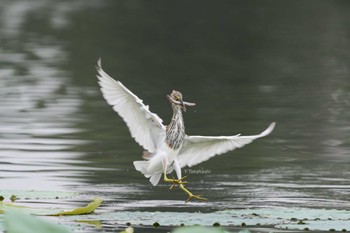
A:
178 122 275 168
97 59 165 152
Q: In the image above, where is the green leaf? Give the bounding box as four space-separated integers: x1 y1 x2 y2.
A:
4 210 71 233
1 198 103 217
45 198 103 216
75 219 102 228
0 201 28 212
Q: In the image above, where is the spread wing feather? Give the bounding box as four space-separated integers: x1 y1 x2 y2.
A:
97 59 165 152
178 122 275 167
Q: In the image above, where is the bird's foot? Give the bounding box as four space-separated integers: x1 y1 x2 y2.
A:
179 184 207 203
164 176 188 190
169 177 187 190
186 194 207 203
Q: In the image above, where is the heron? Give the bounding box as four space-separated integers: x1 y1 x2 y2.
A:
96 60 275 202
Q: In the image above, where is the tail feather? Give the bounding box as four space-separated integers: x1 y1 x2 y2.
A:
149 173 162 186
133 160 162 186
133 160 149 174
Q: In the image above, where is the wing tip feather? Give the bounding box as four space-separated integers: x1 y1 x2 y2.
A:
260 122 276 137
96 58 102 72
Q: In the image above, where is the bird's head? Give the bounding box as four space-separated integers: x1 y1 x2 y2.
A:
167 90 195 112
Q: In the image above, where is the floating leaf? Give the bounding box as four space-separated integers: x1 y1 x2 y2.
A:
0 201 28 212
4 210 71 233
75 219 102 228
1 198 103 217
276 219 350 232
0 190 78 200
45 198 103 216
2 197 350 233
120 226 134 233
71 207 350 231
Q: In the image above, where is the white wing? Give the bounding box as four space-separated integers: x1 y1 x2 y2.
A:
178 122 276 168
97 59 165 152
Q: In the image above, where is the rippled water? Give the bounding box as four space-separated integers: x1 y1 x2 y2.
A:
1 1 350 232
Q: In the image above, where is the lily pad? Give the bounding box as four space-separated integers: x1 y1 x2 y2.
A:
2 196 350 233
0 201 28 212
120 226 134 233
75 219 102 228
0 190 78 200
4 210 71 233
70 207 350 231
0 198 103 217
0 198 103 232
45 198 103 216
276 219 350 232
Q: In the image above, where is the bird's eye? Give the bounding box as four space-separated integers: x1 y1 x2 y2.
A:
175 96 180 100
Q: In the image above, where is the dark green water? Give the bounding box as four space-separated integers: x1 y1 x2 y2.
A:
0 1 350 232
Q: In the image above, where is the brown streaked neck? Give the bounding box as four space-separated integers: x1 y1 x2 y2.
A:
170 103 184 125
165 103 185 150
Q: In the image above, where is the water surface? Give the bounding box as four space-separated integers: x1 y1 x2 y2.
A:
0 1 350 232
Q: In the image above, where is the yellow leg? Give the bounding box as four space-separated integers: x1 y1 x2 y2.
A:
162 158 206 202
162 157 187 188
179 183 207 203
163 170 207 202
163 170 187 186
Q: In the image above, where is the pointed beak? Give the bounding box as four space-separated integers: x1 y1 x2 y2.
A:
182 101 196 107
167 95 196 112
180 100 196 112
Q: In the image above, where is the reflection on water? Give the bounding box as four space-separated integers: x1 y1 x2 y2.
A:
0 48 90 190
0 0 92 190
0 0 350 232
